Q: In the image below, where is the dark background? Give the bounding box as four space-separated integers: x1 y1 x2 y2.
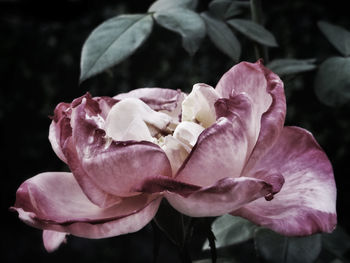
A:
1 0 350 262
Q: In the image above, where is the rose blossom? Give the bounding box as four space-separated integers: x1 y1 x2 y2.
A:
11 61 337 251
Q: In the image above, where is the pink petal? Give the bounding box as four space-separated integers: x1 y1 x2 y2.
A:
175 106 251 186
242 63 286 174
216 61 272 113
93 96 118 119
48 102 72 163
43 230 67 252
114 87 184 113
165 177 274 217
63 137 121 207
232 127 337 236
215 61 286 176
48 94 116 164
11 172 162 238
69 99 172 197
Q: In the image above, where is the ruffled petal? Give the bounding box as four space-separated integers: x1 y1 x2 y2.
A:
175 115 250 187
104 98 171 142
69 98 172 197
160 136 191 175
216 61 272 113
242 63 286 174
114 87 184 113
165 177 274 217
11 172 162 238
63 137 121 207
43 230 67 252
215 61 284 171
48 102 72 163
182 83 220 128
232 127 337 236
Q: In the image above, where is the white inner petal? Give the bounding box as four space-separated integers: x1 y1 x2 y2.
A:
173 121 205 148
160 136 191 175
104 98 171 142
181 83 220 128
103 86 219 176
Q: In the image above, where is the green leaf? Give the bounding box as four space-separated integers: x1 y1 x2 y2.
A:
149 0 197 12
266 58 316 76
203 215 257 250
154 8 206 55
227 19 278 47
208 0 244 19
318 21 350 57
201 12 241 61
80 14 153 82
255 228 322 263
322 226 350 259
314 56 350 107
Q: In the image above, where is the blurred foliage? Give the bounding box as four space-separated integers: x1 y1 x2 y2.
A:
1 0 350 262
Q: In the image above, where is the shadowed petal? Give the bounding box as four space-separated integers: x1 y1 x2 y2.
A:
232 127 337 236
70 99 172 197
63 137 121 207
165 177 274 217
175 116 249 186
11 172 162 238
49 102 72 163
43 230 67 252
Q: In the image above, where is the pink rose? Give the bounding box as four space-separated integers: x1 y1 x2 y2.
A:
11 61 336 251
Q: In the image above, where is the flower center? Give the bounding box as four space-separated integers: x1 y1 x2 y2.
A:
104 84 220 175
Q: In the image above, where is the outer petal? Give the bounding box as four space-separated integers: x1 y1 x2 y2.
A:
136 175 276 217
232 127 337 236
48 94 116 163
175 107 250 186
48 102 72 163
242 63 286 174
43 230 67 252
165 177 274 217
69 98 172 197
11 172 161 238
215 61 286 175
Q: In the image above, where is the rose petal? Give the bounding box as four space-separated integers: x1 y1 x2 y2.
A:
94 96 118 119
11 172 162 238
232 127 337 235
63 137 121 207
114 87 184 113
216 61 272 113
43 230 67 252
104 98 171 142
49 102 72 163
173 121 205 148
182 83 220 128
165 177 273 217
215 61 281 168
175 116 249 186
160 136 191 175
70 99 172 196
242 63 286 174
